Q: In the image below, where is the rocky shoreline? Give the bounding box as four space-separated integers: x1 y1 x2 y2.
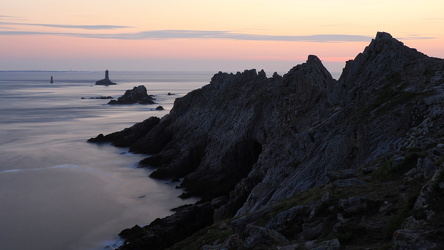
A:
89 32 444 249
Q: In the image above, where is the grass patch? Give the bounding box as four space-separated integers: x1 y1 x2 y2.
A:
374 91 421 115
370 160 394 182
336 222 368 244
382 182 423 240
371 151 426 182
273 187 325 213
360 84 422 118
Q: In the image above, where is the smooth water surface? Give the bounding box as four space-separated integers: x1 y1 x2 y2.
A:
0 71 211 250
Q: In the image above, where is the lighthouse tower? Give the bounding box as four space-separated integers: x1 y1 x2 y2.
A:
95 69 116 85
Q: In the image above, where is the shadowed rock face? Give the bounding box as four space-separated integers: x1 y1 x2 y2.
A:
89 32 444 249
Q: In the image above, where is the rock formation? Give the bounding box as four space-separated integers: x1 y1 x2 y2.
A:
95 69 117 85
81 96 113 99
108 85 155 105
90 32 444 249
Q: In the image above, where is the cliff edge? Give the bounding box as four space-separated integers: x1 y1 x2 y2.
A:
89 32 444 249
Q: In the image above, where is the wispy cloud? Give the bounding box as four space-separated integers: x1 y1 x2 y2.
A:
110 30 374 42
400 34 437 40
0 15 27 20
0 29 436 42
0 21 132 30
0 29 374 42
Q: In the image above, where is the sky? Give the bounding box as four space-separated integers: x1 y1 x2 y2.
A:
1 0 443 74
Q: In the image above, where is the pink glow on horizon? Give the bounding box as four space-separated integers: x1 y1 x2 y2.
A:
1 34 443 73
1 35 370 61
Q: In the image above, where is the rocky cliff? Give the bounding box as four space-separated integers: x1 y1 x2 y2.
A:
89 32 444 249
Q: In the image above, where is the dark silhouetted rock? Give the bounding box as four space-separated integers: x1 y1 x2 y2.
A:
95 69 116 85
81 96 113 99
108 85 155 105
87 117 160 147
117 203 214 250
155 106 164 110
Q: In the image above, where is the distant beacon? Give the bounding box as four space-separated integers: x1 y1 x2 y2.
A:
95 69 116 85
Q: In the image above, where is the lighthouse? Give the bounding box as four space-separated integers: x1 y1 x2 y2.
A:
95 69 116 85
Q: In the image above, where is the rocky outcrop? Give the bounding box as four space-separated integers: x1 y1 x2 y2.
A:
108 85 155 104
92 32 444 249
95 79 116 85
81 96 113 99
87 117 160 147
117 203 214 250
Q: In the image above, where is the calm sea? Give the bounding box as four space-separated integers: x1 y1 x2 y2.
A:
0 71 211 250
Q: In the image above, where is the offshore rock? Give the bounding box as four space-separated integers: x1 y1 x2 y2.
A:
95 78 116 85
108 85 155 104
81 96 113 99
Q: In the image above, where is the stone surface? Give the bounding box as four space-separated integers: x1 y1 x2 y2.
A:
117 203 214 250
394 229 437 249
108 85 155 104
244 225 289 247
305 238 341 250
87 117 160 147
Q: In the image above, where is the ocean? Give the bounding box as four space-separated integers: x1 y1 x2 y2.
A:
0 71 211 250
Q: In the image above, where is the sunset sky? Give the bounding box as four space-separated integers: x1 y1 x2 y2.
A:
1 0 443 74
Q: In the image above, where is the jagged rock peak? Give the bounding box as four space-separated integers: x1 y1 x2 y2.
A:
306 54 323 65
365 31 421 55
375 31 393 39
282 55 335 94
339 32 427 86
284 55 330 77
